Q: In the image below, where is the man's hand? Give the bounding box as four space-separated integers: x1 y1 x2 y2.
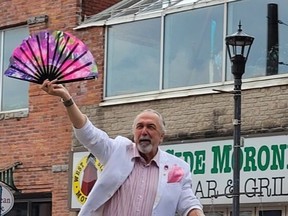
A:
41 79 71 100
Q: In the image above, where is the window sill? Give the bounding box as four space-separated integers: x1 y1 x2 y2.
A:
100 74 288 106
0 108 29 120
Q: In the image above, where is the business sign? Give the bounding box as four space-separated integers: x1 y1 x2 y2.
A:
70 151 103 209
160 135 288 205
0 182 14 215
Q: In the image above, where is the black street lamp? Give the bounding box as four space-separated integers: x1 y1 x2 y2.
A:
225 23 254 216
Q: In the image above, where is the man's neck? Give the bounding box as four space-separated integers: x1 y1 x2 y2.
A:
138 148 158 164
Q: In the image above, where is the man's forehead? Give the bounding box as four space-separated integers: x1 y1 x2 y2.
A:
137 111 158 118
136 112 159 122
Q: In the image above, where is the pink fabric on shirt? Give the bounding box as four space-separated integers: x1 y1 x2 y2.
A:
103 150 159 216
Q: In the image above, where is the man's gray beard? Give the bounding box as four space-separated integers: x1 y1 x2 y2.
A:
137 143 153 154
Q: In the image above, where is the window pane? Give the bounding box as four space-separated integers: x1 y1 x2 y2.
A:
240 211 253 216
164 5 224 89
6 202 28 216
259 210 282 216
106 18 161 97
227 0 288 80
31 202 52 216
229 210 253 216
2 27 29 111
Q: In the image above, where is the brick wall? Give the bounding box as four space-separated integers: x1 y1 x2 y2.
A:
0 0 111 216
81 0 120 21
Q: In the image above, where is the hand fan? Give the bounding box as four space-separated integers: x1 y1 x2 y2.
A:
4 30 98 84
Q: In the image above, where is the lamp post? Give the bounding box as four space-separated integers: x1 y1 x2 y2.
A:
225 23 254 216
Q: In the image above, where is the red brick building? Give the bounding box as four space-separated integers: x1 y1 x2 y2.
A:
0 0 117 215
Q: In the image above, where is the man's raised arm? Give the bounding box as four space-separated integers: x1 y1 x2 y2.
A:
41 79 87 129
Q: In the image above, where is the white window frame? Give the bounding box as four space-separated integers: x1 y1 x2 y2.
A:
0 26 29 113
75 0 288 106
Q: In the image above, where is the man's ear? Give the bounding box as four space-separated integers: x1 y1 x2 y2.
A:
160 133 165 143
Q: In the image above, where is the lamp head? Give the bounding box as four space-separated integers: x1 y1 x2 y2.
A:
225 22 254 78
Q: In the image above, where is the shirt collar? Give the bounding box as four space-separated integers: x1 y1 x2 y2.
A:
133 146 160 167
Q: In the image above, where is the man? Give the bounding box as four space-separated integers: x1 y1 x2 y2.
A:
41 79 205 216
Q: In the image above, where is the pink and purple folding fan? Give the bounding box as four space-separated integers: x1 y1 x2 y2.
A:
4 30 98 84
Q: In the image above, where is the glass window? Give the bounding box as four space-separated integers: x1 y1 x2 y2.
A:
227 0 288 80
106 18 161 97
104 0 288 98
6 202 28 216
259 210 282 216
1 26 29 111
229 210 253 216
164 4 224 88
31 202 52 216
6 200 51 216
